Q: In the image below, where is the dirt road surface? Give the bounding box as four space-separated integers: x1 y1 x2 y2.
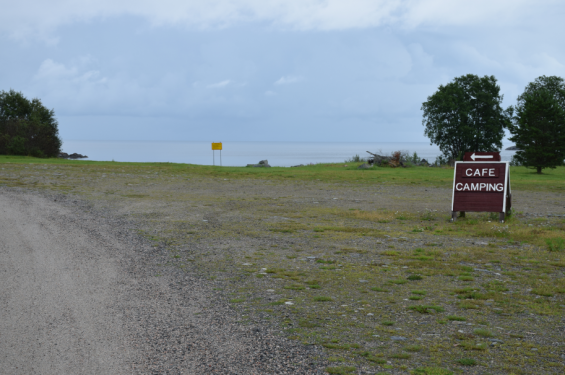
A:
0 189 324 375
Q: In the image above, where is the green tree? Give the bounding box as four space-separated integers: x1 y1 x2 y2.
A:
507 76 565 174
422 74 512 162
0 89 62 157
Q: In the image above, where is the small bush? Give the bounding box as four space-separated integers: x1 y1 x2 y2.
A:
381 320 394 326
344 154 364 163
407 275 423 281
447 315 466 321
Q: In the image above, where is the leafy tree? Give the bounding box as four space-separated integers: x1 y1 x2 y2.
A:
507 76 565 174
422 74 512 162
0 89 61 157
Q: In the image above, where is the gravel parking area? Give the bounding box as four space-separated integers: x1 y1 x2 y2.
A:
0 187 327 374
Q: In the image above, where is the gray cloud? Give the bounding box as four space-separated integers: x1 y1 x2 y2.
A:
1 0 556 40
0 2 564 142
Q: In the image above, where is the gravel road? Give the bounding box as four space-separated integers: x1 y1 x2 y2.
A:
0 188 326 375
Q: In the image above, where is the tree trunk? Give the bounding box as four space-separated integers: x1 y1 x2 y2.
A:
537 167 542 174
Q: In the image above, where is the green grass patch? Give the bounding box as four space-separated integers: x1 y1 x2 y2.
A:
546 238 565 252
458 276 475 281
371 287 389 292
457 358 477 366
409 305 444 314
3 155 565 192
473 328 494 337
390 353 411 359
411 290 427 295
407 274 423 281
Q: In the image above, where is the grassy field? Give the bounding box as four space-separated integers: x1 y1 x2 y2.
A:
2 155 565 374
1 155 565 192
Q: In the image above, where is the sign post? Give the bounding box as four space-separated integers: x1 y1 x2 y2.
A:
211 142 222 166
451 152 511 223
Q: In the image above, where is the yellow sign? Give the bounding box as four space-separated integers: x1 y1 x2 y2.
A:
211 142 222 150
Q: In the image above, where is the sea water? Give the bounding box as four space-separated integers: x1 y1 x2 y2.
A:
61 140 517 167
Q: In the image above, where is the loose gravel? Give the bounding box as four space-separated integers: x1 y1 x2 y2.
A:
0 187 328 374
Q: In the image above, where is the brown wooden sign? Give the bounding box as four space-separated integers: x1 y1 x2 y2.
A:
463 152 501 162
451 161 511 222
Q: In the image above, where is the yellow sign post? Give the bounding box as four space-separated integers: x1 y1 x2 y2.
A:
211 142 222 166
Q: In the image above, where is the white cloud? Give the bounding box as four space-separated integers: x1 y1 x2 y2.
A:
274 75 301 85
1 0 556 40
34 58 107 85
206 79 232 88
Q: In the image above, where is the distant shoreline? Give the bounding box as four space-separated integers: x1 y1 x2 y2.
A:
59 140 518 167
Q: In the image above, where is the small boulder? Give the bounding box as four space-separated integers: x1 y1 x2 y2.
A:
248 160 271 167
358 163 372 169
391 336 407 341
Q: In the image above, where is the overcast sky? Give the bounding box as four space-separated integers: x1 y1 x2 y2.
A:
1 0 564 142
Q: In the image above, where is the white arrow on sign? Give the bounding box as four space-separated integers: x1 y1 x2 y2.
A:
470 153 493 161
